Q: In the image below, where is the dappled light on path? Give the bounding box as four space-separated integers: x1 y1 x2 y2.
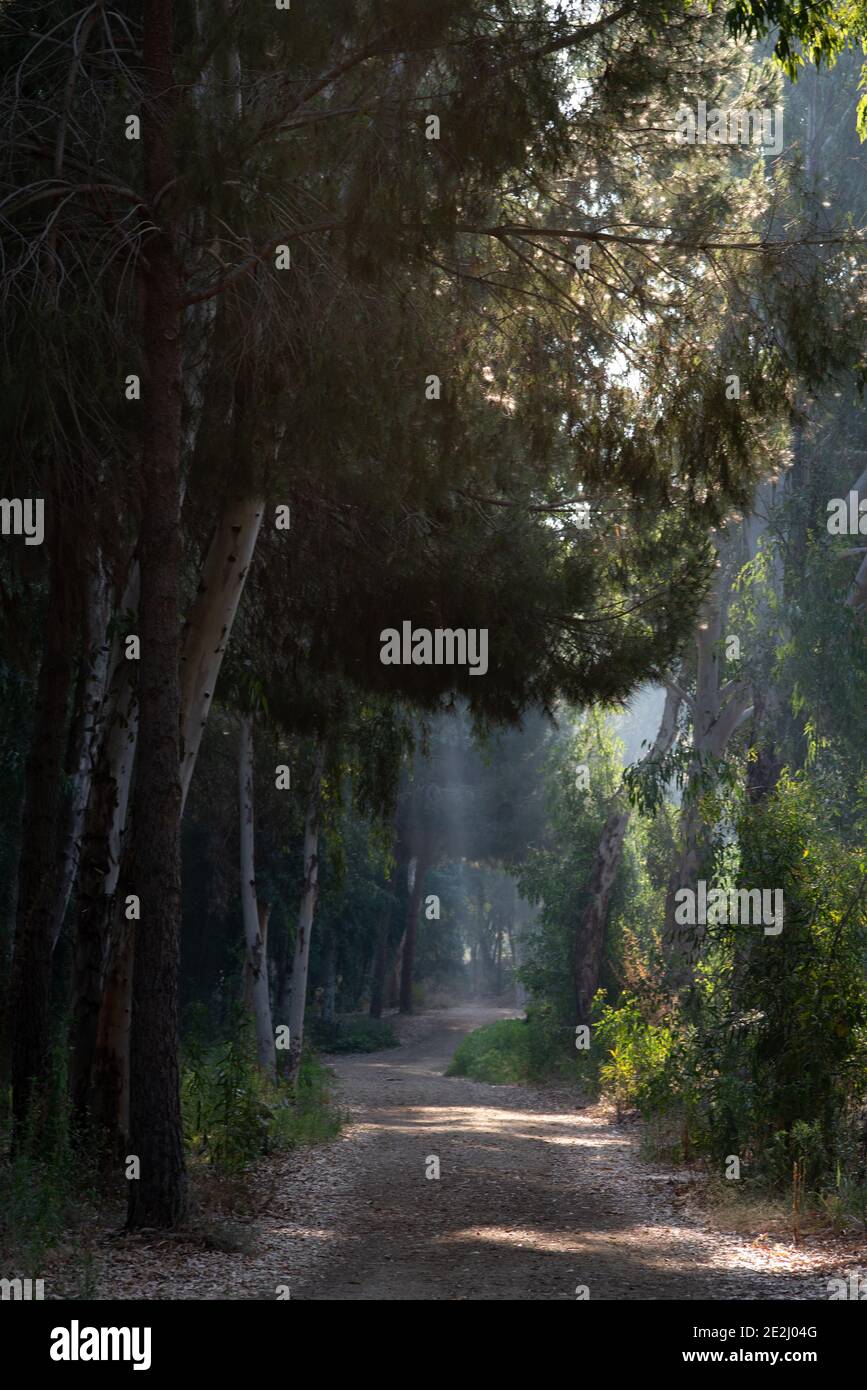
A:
292 1008 831 1301
90 1007 836 1300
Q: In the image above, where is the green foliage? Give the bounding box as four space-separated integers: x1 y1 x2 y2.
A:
269 1051 345 1153
447 1007 585 1084
721 0 859 75
447 1019 533 1083
719 775 867 1174
518 715 628 1021
719 0 867 134
0 1040 96 1279
182 1005 341 1174
524 1001 593 1083
595 994 679 1115
587 774 867 1204
308 1016 399 1054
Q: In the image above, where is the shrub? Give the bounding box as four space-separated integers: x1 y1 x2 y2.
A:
448 1008 594 1085
0 1038 98 1281
182 1005 342 1173
594 994 678 1116
308 1015 399 1053
447 1018 531 1082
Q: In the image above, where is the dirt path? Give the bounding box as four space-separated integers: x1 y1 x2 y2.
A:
290 1006 830 1301
93 1005 842 1301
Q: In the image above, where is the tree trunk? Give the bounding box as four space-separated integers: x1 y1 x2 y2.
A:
0 791 22 1095
77 494 265 1128
70 29 255 1158
369 907 391 1019
663 562 752 974
322 928 337 1024
239 714 276 1077
387 931 405 1009
9 528 75 1130
51 560 111 949
274 931 292 1030
71 640 138 1129
399 847 430 1015
574 808 630 1024
510 879 528 1011
179 497 265 813
70 144 263 1163
370 836 402 1018
90 904 134 1148
247 902 271 1004
287 741 326 1084
127 0 187 1229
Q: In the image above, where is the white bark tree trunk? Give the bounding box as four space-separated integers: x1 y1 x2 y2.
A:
239 714 276 1077
70 557 140 1128
82 495 265 1128
180 497 265 812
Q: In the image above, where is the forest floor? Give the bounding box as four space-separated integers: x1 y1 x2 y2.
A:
86 1004 866 1301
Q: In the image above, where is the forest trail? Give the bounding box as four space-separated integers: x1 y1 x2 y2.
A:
289 1006 829 1301
94 1005 837 1301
